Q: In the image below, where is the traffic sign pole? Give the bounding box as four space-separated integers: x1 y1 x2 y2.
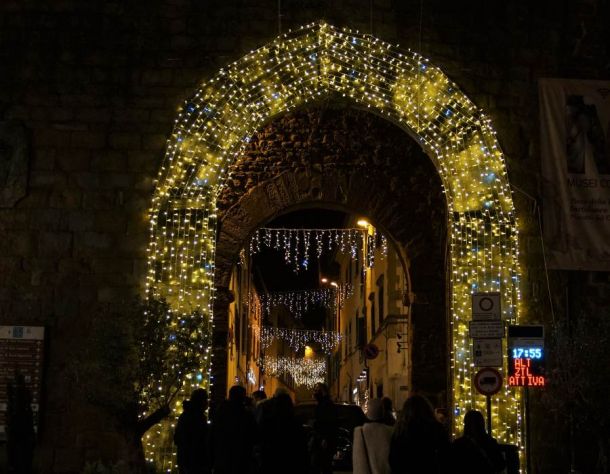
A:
473 367 503 435
486 395 492 434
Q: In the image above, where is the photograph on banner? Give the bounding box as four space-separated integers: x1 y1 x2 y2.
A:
539 78 610 270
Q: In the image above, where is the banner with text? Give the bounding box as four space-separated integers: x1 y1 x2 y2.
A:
540 78 610 270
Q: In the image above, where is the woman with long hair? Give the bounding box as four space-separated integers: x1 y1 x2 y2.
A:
388 395 449 474
450 410 506 474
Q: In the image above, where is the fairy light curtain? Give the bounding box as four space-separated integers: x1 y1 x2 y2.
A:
146 21 524 470
261 326 342 354
257 284 353 319
249 227 388 272
262 355 326 389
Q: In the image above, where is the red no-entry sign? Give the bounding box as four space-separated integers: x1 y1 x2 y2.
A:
474 367 503 396
363 343 379 360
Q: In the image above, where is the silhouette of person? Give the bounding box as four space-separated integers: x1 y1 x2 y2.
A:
388 395 449 474
174 388 209 474
380 397 396 426
251 389 268 424
211 385 257 474
259 391 308 474
310 383 338 474
451 410 506 474
6 372 35 474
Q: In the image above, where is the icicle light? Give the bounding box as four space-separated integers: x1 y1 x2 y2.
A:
261 326 342 354
257 284 353 319
262 355 327 389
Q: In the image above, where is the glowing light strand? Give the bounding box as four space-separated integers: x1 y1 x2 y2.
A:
145 21 524 470
249 227 386 273
262 355 327 389
257 284 353 319
261 326 343 354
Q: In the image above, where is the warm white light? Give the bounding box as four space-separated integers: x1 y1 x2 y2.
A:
321 277 328 283
145 20 525 470
357 219 369 228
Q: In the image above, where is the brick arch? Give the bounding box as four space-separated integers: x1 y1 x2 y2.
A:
146 21 524 463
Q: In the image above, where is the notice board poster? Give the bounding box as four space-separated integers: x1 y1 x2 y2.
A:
539 78 610 270
0 326 45 441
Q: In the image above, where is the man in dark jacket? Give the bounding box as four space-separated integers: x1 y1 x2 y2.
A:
174 388 209 474
211 385 257 474
311 383 338 474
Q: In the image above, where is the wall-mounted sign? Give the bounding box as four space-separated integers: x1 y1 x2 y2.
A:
0 326 45 440
472 293 501 321
469 320 504 339
363 343 380 360
473 339 503 367
507 325 545 387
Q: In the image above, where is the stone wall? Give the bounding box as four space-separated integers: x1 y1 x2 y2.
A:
0 0 608 472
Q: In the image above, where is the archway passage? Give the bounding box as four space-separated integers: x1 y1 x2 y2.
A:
145 21 524 467
214 104 447 407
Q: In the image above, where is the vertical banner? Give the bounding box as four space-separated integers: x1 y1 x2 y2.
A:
540 79 610 270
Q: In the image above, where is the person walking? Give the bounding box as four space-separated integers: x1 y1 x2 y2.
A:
174 388 210 474
251 389 268 472
259 391 309 474
388 395 449 474
210 385 257 474
311 382 338 474
251 389 268 424
380 397 395 427
6 373 35 474
352 399 393 474
450 410 506 474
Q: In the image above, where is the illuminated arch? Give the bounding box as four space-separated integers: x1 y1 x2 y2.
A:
145 21 523 467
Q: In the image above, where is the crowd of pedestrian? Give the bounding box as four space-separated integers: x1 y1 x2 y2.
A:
355 394 506 474
173 384 325 474
172 384 507 474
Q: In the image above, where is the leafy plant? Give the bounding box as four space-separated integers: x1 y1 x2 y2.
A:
73 297 211 437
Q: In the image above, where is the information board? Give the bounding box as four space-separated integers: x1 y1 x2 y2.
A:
473 339 503 367
469 320 504 339
0 326 45 440
507 325 545 387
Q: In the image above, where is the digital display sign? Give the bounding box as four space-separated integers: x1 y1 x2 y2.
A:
507 326 545 388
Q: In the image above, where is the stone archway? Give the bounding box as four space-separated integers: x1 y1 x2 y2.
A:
211 104 447 408
146 21 524 463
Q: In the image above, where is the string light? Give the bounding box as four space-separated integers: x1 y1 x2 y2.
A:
145 21 524 470
249 227 387 273
257 284 353 319
262 355 327 389
261 326 343 354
